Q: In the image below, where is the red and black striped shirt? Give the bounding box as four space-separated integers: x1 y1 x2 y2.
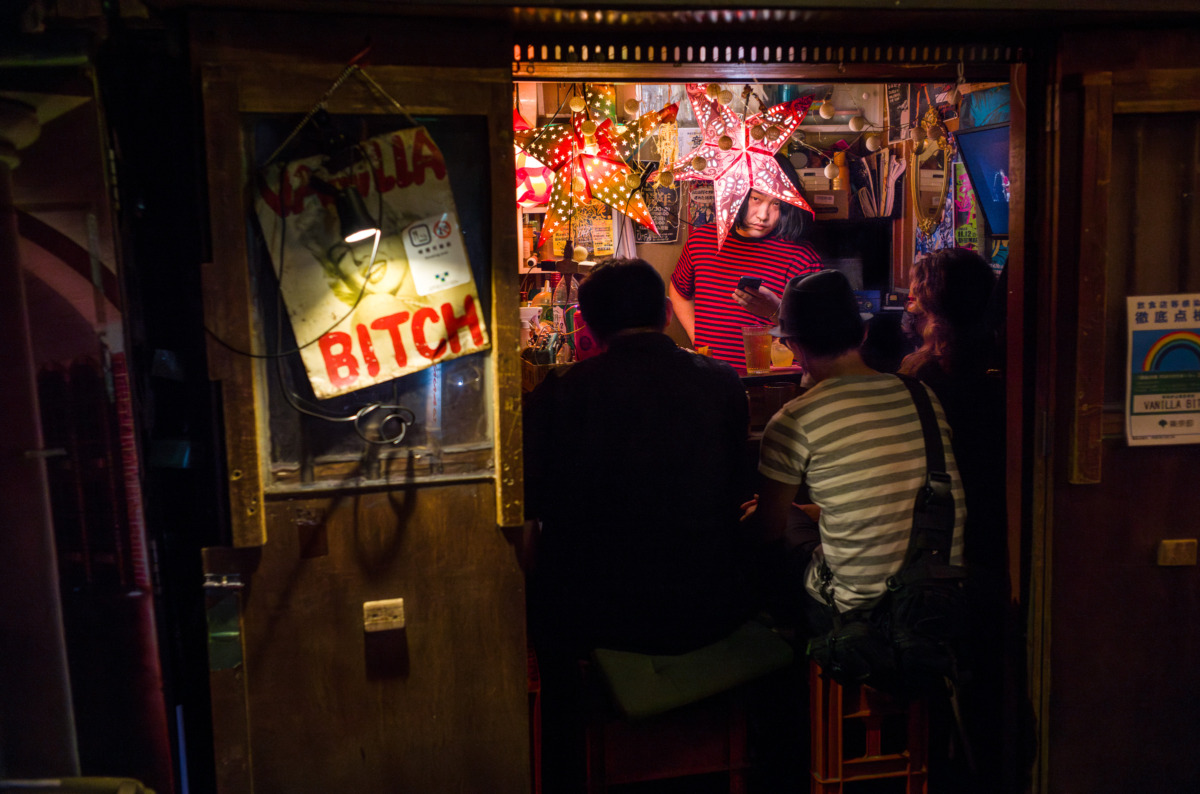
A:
671 224 822 365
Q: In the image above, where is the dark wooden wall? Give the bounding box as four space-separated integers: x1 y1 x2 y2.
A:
1044 29 1200 794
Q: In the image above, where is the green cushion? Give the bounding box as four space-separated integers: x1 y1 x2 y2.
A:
592 620 795 720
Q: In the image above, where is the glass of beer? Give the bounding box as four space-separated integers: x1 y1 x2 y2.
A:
742 325 774 374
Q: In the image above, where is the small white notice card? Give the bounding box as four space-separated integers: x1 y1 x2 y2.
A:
1126 293 1200 446
403 212 473 296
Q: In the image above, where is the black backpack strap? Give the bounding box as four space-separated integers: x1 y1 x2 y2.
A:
895 376 955 572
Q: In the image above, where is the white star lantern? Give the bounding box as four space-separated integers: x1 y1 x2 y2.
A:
658 83 816 249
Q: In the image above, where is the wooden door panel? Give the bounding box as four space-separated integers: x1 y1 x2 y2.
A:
1050 444 1200 793
239 485 528 793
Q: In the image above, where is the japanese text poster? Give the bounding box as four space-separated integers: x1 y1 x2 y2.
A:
634 178 680 244
1126 293 1200 445
551 199 614 259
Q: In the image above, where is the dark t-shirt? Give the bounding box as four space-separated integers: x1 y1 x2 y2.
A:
524 332 752 654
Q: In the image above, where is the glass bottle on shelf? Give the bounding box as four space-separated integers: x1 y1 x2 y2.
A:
553 273 578 305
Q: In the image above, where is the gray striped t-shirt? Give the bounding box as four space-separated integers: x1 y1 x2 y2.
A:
759 373 966 613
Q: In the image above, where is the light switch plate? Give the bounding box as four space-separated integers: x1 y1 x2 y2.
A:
1157 539 1198 566
363 598 406 632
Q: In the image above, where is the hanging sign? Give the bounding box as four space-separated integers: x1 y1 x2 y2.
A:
255 126 490 399
1126 293 1200 446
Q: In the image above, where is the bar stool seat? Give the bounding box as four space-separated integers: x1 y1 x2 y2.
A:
809 658 929 793
584 620 794 794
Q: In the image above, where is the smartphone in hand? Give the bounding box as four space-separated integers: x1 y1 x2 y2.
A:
736 276 763 292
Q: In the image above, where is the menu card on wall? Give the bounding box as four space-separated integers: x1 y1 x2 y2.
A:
1126 293 1200 446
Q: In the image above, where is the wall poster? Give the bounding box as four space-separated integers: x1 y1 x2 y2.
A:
550 198 614 259
634 163 680 243
687 180 715 228
953 161 985 257
1126 293 1200 446
885 83 912 145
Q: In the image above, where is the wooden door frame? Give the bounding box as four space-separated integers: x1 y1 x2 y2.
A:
513 55 1032 789
197 61 520 792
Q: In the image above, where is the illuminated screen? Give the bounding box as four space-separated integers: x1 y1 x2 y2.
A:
955 123 1010 237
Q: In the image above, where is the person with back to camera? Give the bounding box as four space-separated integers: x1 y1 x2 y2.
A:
742 269 968 789
900 247 1007 792
747 268 967 639
523 257 754 792
669 154 822 364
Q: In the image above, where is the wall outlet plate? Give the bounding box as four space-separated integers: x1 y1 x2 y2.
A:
363 598 406 632
1156 539 1198 566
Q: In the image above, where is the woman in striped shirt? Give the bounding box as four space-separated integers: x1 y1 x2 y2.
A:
669 172 822 365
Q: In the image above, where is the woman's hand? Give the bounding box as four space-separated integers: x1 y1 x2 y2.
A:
732 285 782 322
739 496 758 521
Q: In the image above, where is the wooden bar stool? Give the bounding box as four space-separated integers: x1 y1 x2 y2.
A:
582 620 795 794
809 659 929 794
586 685 751 794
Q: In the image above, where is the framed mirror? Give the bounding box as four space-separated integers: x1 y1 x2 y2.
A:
909 106 954 235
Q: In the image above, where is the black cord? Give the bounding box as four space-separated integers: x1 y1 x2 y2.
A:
203 159 379 360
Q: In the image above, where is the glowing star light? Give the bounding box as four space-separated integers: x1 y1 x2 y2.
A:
513 109 553 207
657 83 815 249
515 84 678 248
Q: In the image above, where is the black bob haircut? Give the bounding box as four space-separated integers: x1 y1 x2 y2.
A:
577 258 668 342
733 152 812 244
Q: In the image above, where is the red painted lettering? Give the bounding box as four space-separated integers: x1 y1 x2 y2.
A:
356 324 380 378
409 128 446 185
412 307 446 360
370 312 411 367
391 134 413 189
440 295 484 354
258 164 318 218
319 332 359 388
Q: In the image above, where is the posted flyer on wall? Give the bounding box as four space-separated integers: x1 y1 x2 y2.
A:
1126 293 1200 446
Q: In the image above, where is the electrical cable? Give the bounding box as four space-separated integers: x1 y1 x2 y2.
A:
202 53 420 445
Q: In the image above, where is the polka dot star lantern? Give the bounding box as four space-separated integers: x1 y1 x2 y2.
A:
515 83 678 249
513 109 553 207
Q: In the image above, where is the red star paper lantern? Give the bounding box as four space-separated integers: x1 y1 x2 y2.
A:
513 109 553 207
660 83 815 249
516 84 678 249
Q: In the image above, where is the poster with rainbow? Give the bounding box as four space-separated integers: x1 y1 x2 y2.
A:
1127 294 1200 445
